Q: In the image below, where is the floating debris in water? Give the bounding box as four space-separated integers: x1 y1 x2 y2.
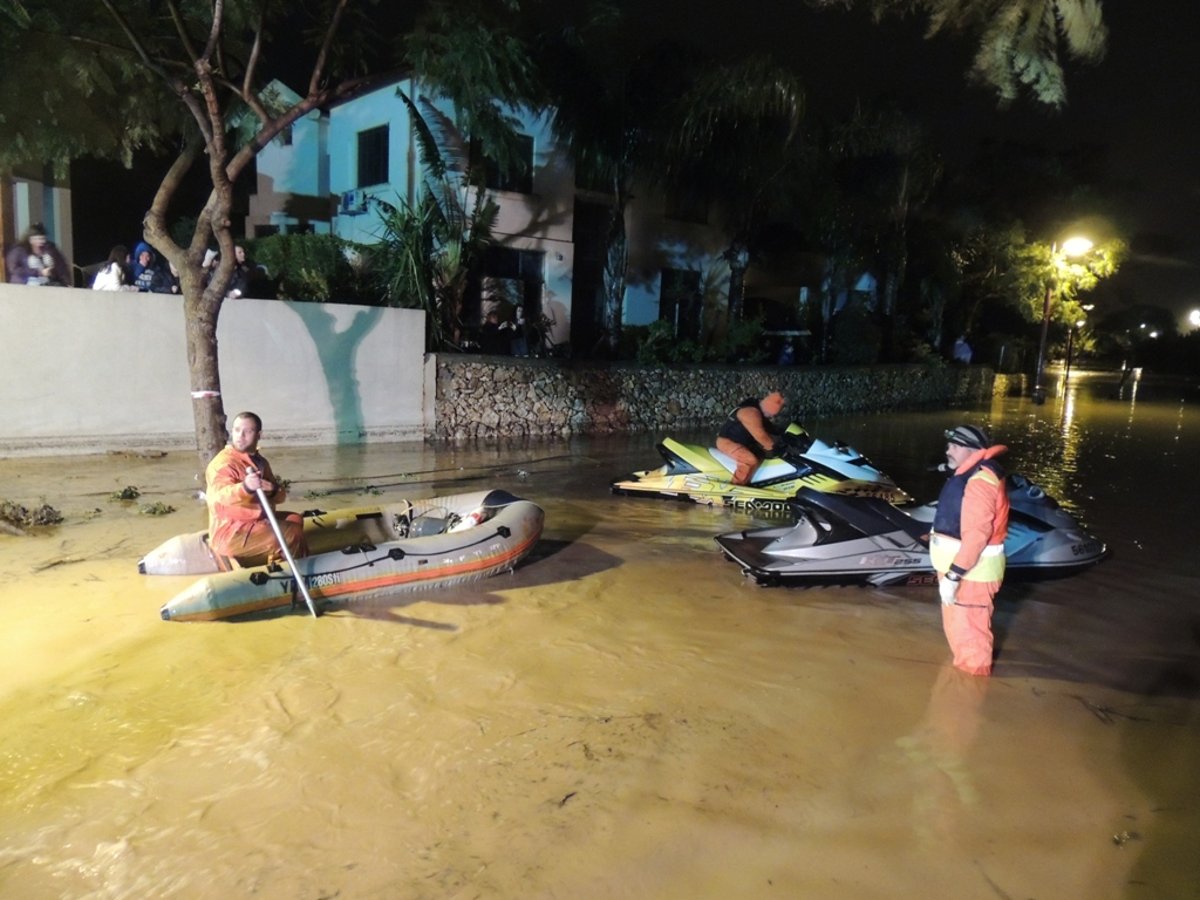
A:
139 502 176 516
0 499 64 533
106 449 167 459
109 486 141 501
1112 830 1141 847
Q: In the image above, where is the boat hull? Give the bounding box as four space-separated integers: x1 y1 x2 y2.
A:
141 490 510 576
157 492 544 621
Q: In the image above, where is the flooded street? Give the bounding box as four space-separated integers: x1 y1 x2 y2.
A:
2 371 1198 898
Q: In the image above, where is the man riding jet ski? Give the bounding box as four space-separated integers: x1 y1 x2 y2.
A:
714 475 1106 586
611 396 911 514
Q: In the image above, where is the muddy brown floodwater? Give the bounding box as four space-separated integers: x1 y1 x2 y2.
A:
2 371 1198 898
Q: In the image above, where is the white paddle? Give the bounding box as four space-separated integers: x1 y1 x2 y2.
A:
249 466 318 618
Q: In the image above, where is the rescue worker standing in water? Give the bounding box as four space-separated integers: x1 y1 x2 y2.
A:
929 425 1010 676
715 391 786 485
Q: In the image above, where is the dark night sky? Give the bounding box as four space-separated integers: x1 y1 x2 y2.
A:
627 0 1200 326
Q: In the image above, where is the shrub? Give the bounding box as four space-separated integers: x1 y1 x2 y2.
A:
827 305 881 365
248 233 379 305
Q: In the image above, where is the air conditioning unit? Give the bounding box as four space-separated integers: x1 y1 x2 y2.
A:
339 189 368 215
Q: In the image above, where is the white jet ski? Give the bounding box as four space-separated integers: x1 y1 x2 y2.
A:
714 475 1107 586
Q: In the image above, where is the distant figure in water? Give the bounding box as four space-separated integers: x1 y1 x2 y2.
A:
952 335 973 364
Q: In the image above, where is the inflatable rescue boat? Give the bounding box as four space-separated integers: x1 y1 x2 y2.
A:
146 490 544 622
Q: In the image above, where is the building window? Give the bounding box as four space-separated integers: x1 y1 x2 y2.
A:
472 134 534 194
465 245 545 335
357 125 389 188
574 154 613 195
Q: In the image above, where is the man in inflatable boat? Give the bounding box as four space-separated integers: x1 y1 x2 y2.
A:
931 424 1010 677
204 411 309 569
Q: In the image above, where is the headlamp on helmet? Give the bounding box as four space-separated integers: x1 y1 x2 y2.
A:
944 425 990 450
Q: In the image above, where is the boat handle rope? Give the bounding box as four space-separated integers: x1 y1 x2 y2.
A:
245 526 512 585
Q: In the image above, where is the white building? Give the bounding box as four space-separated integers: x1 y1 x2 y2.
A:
246 76 817 354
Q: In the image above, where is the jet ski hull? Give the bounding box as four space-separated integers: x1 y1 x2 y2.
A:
715 478 1107 586
612 426 911 512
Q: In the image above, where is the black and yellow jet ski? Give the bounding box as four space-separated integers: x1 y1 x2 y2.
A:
611 424 911 515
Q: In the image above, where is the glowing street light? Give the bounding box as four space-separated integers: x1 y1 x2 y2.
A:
1189 308 1200 329
1032 236 1094 405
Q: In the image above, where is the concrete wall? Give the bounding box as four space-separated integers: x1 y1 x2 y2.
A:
0 284 428 456
0 282 999 456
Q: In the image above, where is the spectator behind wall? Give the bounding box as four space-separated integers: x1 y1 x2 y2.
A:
92 245 138 291
223 245 251 298
952 335 973 365
132 247 167 292
131 241 159 279
161 260 182 294
6 223 71 286
208 245 274 299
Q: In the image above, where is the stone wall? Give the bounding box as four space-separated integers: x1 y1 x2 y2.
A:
993 373 1031 397
434 357 996 440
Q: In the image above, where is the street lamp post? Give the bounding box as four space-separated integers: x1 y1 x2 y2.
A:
1063 319 1085 383
1032 279 1055 404
1032 236 1093 405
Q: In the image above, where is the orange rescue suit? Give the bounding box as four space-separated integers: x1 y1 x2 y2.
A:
930 445 1010 676
205 445 307 566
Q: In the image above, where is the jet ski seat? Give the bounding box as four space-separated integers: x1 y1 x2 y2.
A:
790 487 929 543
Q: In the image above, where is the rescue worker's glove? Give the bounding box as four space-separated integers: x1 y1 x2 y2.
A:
938 574 960 606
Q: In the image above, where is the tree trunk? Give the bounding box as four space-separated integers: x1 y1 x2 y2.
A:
724 244 750 323
184 287 227 466
601 200 628 355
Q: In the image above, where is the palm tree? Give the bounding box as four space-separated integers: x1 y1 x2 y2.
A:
537 15 696 356
827 104 942 359
654 55 806 326
808 0 1108 106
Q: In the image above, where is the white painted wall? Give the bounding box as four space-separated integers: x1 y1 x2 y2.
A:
327 78 423 245
0 285 429 456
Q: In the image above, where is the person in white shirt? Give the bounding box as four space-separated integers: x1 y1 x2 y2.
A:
92 245 137 291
